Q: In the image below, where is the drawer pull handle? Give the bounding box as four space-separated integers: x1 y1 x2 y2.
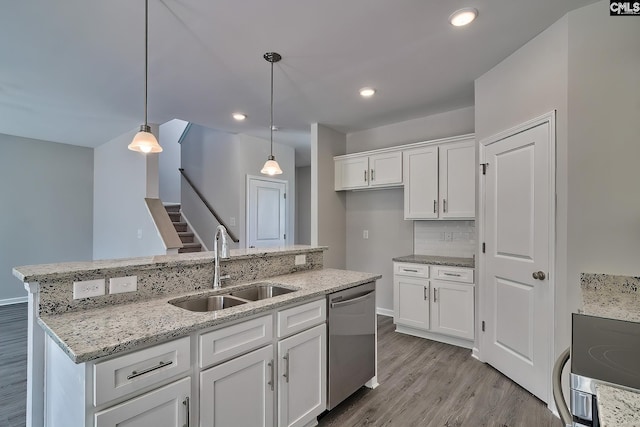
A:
403 269 418 273
283 353 290 382
183 396 190 427
443 272 461 277
127 360 173 380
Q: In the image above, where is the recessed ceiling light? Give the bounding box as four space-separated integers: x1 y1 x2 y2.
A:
360 87 376 98
232 112 247 121
449 8 478 27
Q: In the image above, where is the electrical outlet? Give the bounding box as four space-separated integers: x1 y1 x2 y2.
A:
363 230 369 239
109 276 138 294
73 279 105 299
229 217 236 227
295 254 306 265
137 229 143 239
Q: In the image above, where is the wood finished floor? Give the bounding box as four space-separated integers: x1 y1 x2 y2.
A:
319 315 561 427
0 303 27 427
0 306 559 427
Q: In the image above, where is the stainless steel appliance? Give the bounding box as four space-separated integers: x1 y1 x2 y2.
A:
327 282 376 410
557 313 640 427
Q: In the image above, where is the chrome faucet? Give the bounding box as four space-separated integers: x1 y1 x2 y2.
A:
213 225 231 289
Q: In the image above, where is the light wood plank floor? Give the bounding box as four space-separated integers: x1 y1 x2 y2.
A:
0 303 27 427
319 315 562 427
0 306 560 427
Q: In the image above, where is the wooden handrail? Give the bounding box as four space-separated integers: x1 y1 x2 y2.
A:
178 168 240 243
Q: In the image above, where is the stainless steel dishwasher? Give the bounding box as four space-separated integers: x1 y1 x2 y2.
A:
327 281 376 410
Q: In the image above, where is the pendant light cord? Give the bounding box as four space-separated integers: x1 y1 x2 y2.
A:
270 59 274 156
144 0 149 128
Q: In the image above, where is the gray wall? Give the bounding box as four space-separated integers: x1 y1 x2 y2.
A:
345 107 475 313
311 124 346 269
159 119 188 204
295 166 311 245
0 133 93 302
93 127 166 260
475 13 570 361
180 125 296 250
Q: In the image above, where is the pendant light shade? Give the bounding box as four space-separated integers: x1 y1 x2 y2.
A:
261 52 283 176
128 0 162 154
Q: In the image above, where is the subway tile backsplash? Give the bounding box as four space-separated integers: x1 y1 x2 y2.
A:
414 220 476 258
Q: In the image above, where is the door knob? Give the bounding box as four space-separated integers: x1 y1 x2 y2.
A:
532 271 546 280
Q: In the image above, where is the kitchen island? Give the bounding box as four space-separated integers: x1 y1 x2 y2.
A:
13 246 381 427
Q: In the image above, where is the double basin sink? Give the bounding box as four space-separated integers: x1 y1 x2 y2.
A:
169 282 296 312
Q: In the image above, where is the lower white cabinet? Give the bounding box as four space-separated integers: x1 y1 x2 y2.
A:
200 345 274 427
393 275 429 330
94 377 190 427
430 280 474 340
278 324 327 427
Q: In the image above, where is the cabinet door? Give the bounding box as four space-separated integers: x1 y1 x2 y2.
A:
94 377 190 427
439 139 475 218
335 157 369 190
278 324 326 427
200 345 274 427
430 281 474 340
369 151 402 187
403 146 438 219
393 276 429 330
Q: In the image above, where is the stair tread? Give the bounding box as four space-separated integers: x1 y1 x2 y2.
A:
177 232 194 236
181 242 201 248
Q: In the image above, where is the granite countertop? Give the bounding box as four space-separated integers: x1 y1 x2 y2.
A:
580 273 640 426
392 254 475 268
40 268 381 364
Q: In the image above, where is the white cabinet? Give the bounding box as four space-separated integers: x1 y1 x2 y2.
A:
403 146 438 219
278 324 327 427
334 150 402 190
430 281 474 340
95 377 190 427
393 262 475 347
439 140 476 218
200 345 274 427
403 138 475 220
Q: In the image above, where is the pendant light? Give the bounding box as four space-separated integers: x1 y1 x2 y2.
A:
260 52 283 175
128 0 163 154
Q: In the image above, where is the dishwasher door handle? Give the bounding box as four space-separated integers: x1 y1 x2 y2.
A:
330 291 375 308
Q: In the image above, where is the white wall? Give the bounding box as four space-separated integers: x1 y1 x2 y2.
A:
345 107 475 313
0 133 93 302
159 119 188 204
93 126 166 260
311 124 346 269
566 2 640 314
295 166 311 245
180 125 296 250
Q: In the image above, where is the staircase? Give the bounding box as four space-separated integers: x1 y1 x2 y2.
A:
164 205 203 253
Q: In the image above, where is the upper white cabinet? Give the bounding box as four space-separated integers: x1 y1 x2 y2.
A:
404 137 475 220
439 140 476 218
334 150 402 190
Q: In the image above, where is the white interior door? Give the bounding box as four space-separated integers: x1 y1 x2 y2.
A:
247 176 287 248
481 118 553 403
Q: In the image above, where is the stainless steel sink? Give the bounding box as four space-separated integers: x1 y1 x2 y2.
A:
169 295 247 312
229 283 296 301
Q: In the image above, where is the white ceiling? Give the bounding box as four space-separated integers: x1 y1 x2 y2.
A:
1 0 596 165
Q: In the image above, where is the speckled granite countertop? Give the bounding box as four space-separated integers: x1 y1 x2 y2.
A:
580 273 640 426
392 254 475 268
40 268 381 363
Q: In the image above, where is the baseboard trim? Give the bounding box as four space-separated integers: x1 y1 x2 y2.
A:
376 307 394 317
471 347 482 362
0 296 28 306
395 324 474 349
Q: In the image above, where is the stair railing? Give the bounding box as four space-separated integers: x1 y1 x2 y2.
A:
178 168 240 243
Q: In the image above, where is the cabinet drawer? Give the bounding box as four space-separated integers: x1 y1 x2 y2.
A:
199 314 273 369
93 336 190 407
431 266 474 283
277 299 326 338
394 262 430 278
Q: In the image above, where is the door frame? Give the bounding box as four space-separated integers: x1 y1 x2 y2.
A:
477 111 557 406
245 175 289 249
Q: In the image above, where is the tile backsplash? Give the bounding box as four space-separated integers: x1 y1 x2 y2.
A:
414 220 476 258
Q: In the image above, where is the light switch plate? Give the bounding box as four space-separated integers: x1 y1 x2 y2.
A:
73 279 106 299
295 254 306 265
109 276 138 294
